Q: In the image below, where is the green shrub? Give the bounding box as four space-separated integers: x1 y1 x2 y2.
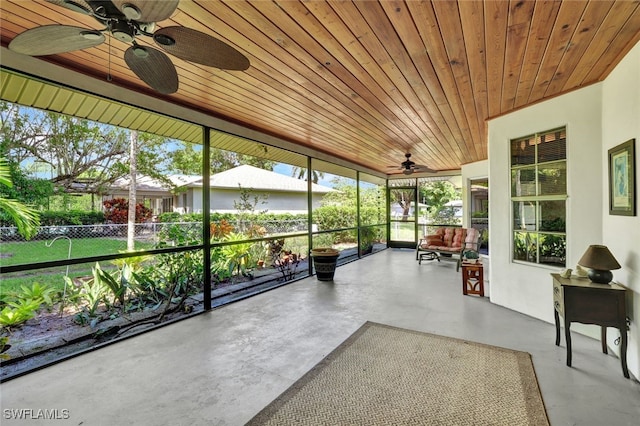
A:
156 211 308 224
312 205 357 243
38 210 104 226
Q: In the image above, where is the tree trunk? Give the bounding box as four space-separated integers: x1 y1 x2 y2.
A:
401 204 411 221
127 130 138 251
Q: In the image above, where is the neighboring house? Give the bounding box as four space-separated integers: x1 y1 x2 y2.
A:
104 174 201 216
105 165 334 215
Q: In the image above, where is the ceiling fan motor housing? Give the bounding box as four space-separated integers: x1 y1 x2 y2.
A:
111 20 135 43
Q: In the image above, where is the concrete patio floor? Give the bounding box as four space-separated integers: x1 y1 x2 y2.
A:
1 249 639 425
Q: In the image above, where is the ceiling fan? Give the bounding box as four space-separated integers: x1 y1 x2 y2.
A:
8 0 250 94
388 153 436 175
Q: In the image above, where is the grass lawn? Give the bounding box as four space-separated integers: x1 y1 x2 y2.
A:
1 238 155 298
1 268 93 298
0 238 154 267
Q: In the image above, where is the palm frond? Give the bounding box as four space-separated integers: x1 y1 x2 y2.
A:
0 157 40 239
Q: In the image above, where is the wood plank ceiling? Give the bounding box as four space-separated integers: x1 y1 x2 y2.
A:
1 0 640 175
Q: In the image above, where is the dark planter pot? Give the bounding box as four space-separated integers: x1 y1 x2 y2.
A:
311 248 340 281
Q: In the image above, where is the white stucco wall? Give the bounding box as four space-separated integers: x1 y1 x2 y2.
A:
487 40 640 380
602 41 640 377
488 84 603 320
209 189 311 213
187 188 319 214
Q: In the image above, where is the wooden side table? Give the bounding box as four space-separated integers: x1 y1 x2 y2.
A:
461 261 484 297
551 273 629 378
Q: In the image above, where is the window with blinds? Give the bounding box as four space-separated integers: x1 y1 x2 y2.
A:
510 127 567 267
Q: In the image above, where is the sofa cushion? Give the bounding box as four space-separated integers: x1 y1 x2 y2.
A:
464 228 480 249
420 227 474 251
423 245 460 253
425 235 442 245
450 228 467 249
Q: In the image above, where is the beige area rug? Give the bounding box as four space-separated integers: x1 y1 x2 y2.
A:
247 322 549 425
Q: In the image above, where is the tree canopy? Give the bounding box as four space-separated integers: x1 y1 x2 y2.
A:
165 141 275 175
0 102 277 199
290 166 324 184
0 101 172 194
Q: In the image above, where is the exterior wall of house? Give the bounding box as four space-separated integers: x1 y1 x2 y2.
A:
186 188 322 214
487 40 640 380
602 40 640 377
488 83 603 320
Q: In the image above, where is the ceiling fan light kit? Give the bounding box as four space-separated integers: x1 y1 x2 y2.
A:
388 153 436 175
110 20 135 43
80 30 102 40
154 34 176 47
59 0 92 15
132 46 149 58
8 0 250 94
121 3 142 20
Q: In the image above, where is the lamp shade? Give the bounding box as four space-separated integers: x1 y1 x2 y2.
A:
578 245 621 270
577 245 621 284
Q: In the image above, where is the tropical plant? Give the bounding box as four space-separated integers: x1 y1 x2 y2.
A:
210 219 234 241
0 157 40 239
71 271 110 317
102 198 152 224
0 157 53 210
18 282 57 307
0 299 41 328
93 262 131 307
359 225 378 254
221 233 254 278
210 247 233 283
128 271 169 307
135 249 203 321
272 250 302 281
540 234 566 261
513 232 538 262
111 252 151 271
0 336 10 360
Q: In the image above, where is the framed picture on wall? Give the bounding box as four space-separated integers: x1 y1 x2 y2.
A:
608 139 636 216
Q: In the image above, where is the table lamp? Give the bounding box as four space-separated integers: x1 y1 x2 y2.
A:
577 245 621 284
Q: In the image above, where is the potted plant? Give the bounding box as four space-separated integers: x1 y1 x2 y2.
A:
462 249 480 264
310 247 340 281
359 226 377 256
